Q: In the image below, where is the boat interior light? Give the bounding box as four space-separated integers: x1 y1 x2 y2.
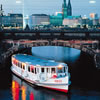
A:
58 65 63 69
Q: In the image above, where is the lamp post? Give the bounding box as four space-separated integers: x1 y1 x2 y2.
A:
16 0 25 29
22 0 25 29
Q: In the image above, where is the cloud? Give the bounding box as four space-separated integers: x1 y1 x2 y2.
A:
89 0 96 4
16 0 22 4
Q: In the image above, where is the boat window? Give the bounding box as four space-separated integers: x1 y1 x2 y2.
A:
16 62 18 66
51 68 56 73
64 67 66 73
41 68 44 73
28 66 30 72
21 64 23 69
47 68 50 73
32 69 34 73
35 68 37 74
19 63 21 67
47 68 49 73
23 65 25 70
58 68 63 73
15 61 17 66
18 62 20 67
37 68 39 73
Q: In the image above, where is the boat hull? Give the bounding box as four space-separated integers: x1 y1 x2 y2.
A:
11 66 69 93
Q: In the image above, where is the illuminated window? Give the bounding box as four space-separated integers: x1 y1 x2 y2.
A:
58 69 63 73
23 65 25 70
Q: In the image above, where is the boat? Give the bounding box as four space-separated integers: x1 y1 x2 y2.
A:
11 54 71 93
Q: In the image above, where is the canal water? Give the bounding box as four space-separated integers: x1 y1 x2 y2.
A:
0 46 100 100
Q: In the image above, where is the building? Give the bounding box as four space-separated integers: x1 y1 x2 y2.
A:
81 16 92 28
90 13 99 26
99 18 100 24
92 19 99 25
90 13 98 19
63 16 82 27
0 13 23 29
0 16 10 28
8 14 23 29
50 0 72 26
50 12 63 26
29 14 50 29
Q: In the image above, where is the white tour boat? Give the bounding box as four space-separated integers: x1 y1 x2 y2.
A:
11 54 71 93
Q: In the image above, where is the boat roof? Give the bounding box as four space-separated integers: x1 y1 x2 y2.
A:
12 54 67 67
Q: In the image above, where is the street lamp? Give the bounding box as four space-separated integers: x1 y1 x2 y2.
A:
16 0 25 29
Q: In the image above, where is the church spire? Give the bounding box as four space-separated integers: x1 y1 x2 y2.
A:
67 0 72 16
62 0 67 19
64 0 66 7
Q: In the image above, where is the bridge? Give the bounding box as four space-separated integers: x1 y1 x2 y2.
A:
0 29 100 40
0 39 100 68
0 29 100 69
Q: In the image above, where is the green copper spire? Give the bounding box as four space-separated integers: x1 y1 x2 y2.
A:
67 0 72 16
62 0 67 19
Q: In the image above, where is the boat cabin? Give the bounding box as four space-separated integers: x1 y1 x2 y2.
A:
12 54 68 79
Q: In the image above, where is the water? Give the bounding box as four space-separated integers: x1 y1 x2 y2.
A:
31 46 81 63
0 46 100 100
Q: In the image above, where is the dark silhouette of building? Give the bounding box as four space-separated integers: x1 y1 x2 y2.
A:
67 0 72 16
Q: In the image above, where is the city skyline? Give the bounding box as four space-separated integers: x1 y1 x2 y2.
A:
0 0 100 17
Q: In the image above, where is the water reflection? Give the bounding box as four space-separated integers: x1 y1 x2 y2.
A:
12 75 69 100
12 74 100 100
12 81 20 100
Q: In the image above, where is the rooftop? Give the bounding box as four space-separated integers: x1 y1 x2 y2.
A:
13 54 66 67
31 14 48 16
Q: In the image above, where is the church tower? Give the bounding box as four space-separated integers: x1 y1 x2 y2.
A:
67 0 72 16
62 0 67 19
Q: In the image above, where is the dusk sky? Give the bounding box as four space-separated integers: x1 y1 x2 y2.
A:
1 0 100 17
